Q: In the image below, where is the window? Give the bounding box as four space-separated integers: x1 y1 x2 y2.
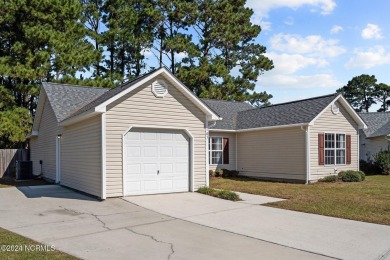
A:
209 137 223 164
324 133 346 165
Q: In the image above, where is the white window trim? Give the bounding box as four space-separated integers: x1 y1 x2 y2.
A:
209 136 223 165
324 132 347 166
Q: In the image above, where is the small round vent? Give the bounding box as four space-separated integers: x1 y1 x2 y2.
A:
151 80 168 98
331 103 339 114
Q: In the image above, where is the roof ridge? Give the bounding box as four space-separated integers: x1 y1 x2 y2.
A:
200 98 250 105
258 93 338 109
43 82 110 90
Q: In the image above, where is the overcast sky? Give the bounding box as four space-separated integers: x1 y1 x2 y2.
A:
242 0 390 106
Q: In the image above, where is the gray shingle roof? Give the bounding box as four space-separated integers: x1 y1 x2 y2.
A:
358 112 390 138
42 82 109 122
66 69 157 120
204 93 338 130
201 99 254 130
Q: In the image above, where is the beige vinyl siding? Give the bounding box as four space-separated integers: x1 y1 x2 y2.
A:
61 115 102 197
209 132 236 171
105 76 207 197
30 98 62 180
360 134 388 161
310 101 359 181
237 127 306 181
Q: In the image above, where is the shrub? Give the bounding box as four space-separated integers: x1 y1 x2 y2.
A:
373 151 390 175
360 160 379 175
221 169 240 178
215 169 223 177
197 187 241 201
318 175 338 182
209 170 215 178
338 170 364 182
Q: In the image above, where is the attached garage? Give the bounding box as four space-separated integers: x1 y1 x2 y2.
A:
30 67 220 199
124 128 191 196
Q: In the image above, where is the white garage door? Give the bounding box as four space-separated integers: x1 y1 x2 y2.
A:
124 128 190 196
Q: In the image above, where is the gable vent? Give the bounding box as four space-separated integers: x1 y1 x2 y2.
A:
151 80 168 98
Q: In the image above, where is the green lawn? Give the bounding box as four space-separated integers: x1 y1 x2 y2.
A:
0 227 77 259
211 175 390 225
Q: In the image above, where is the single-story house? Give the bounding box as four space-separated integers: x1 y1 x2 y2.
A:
358 112 390 161
29 67 367 199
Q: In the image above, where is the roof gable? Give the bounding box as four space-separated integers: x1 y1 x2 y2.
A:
359 112 390 137
60 67 220 125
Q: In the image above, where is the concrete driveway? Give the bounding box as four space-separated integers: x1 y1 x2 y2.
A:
125 192 390 260
0 185 331 260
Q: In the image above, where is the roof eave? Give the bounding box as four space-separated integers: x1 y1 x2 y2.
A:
209 123 309 133
59 110 101 126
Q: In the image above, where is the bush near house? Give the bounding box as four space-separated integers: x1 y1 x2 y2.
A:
360 160 379 175
338 170 365 182
209 169 215 178
318 175 338 182
373 151 390 175
197 187 241 201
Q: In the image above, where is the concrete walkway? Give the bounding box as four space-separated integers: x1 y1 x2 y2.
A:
125 192 390 260
0 186 331 260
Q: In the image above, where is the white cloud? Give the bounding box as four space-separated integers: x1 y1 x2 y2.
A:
346 46 390 69
266 52 328 74
361 24 383 39
284 16 294 26
269 33 346 58
246 0 336 19
330 25 343 34
260 73 341 89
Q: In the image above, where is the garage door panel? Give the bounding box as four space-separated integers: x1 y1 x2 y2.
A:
126 164 141 175
144 164 158 175
160 146 173 157
124 128 190 196
143 180 158 191
125 181 141 193
127 146 141 157
144 146 158 157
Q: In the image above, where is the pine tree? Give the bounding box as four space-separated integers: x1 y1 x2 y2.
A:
175 0 273 105
375 83 390 112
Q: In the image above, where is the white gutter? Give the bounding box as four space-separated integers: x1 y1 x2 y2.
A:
209 123 309 133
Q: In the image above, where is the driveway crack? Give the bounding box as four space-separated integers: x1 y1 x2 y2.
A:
60 206 111 231
126 227 174 260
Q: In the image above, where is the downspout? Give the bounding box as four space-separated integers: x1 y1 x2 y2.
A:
205 120 217 187
205 118 209 187
301 125 310 184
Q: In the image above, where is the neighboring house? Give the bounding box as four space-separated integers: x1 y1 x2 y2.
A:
203 94 366 183
29 67 367 199
358 112 390 161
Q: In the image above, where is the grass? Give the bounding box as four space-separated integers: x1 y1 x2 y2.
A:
0 227 77 259
197 187 241 201
211 175 390 225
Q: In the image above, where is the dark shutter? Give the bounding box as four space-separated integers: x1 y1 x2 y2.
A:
346 135 351 164
223 138 229 164
318 133 324 165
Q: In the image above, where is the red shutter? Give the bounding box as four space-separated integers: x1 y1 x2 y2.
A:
223 138 229 164
346 135 351 164
318 133 324 165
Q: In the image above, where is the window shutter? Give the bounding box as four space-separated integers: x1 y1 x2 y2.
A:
346 135 351 164
223 138 229 164
318 133 324 165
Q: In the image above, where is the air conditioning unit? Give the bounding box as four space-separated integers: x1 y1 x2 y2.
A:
16 161 33 180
